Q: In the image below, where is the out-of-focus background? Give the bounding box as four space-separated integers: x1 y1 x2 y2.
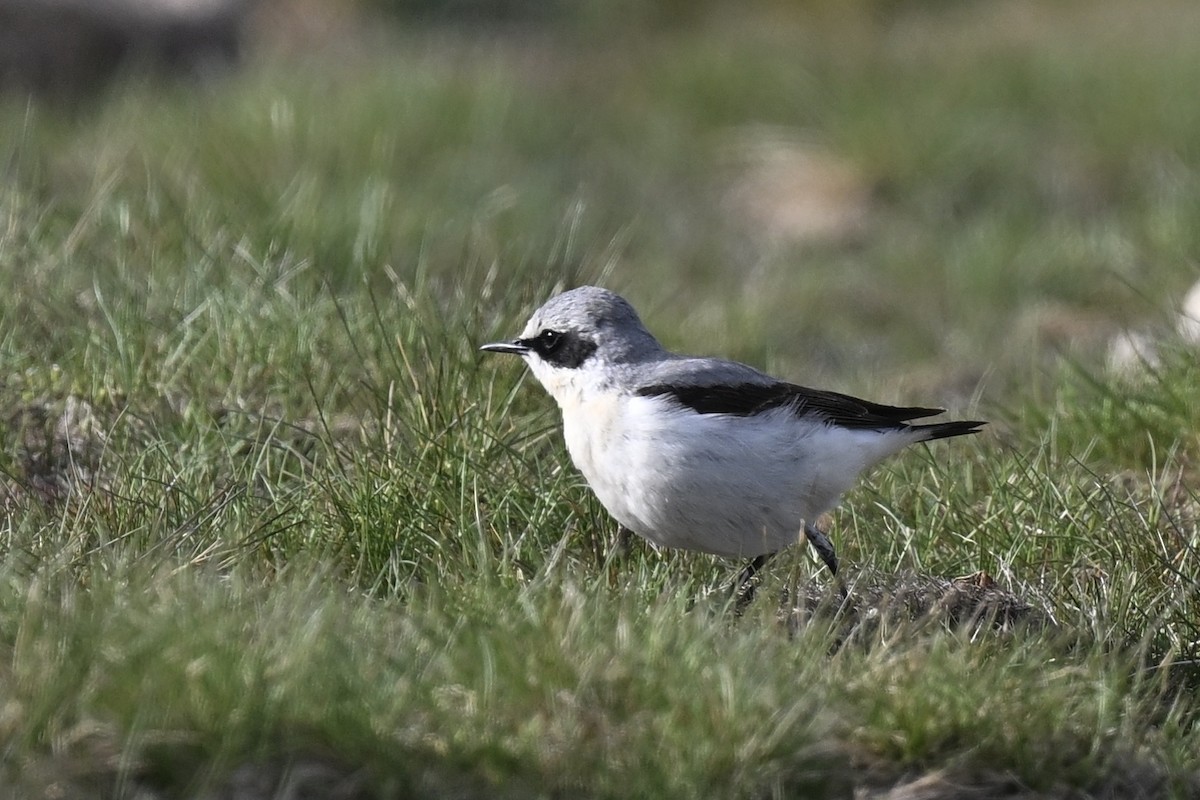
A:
4 0 1199 394
3 2 1200 797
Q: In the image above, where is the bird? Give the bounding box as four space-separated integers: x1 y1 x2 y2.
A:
481 286 983 588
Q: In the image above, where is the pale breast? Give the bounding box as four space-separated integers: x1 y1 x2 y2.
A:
560 391 627 485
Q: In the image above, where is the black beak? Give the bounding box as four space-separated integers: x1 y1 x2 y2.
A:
479 339 531 356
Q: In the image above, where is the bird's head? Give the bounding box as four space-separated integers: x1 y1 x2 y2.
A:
480 286 663 401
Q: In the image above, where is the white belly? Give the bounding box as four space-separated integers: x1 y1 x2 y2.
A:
560 393 914 559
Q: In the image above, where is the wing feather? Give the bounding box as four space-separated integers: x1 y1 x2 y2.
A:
632 358 945 431
637 381 942 429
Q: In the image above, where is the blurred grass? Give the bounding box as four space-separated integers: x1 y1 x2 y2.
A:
1 0 1199 796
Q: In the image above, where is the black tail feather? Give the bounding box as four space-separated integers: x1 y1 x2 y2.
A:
912 420 986 441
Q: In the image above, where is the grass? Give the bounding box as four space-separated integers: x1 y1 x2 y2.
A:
1 0 1200 796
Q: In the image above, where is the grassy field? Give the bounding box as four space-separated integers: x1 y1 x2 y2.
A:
1 0 1199 796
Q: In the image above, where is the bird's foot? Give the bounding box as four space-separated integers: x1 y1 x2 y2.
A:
610 526 635 560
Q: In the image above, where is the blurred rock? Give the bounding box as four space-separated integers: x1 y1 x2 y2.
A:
1106 277 1200 378
724 127 873 246
0 0 252 95
1106 328 1160 377
1178 276 1200 344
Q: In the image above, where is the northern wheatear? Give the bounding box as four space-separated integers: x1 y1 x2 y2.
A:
482 286 983 581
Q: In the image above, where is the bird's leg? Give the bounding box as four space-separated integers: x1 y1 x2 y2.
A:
804 522 838 576
803 522 852 611
610 526 635 560
606 526 636 586
731 552 774 612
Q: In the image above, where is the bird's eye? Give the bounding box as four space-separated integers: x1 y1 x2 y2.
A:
537 329 563 351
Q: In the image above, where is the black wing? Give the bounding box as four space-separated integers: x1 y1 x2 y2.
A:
636 380 946 431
